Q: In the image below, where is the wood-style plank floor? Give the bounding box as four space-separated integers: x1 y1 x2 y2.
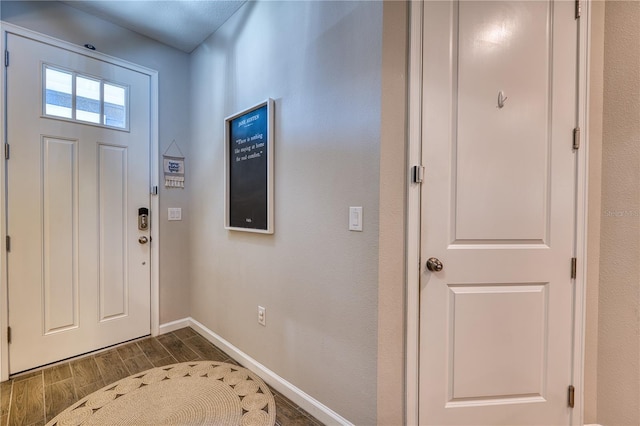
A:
1 327 323 426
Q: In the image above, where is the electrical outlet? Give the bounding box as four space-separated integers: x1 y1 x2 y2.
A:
257 306 266 326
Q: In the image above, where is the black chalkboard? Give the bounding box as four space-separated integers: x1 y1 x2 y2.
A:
225 100 274 233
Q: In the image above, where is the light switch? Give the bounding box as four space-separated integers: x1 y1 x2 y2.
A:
349 207 363 231
168 208 182 221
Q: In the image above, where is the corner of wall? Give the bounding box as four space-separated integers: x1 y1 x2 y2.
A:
377 2 409 425
584 1 605 423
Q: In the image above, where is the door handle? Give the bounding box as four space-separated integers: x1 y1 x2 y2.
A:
426 257 443 272
138 236 149 244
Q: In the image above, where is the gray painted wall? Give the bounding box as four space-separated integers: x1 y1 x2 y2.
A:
1 1 192 325
1 1 389 421
188 2 381 423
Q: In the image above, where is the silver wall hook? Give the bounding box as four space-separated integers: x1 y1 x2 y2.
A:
497 91 508 109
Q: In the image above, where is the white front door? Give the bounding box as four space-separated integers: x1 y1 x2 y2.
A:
6 33 151 374
419 1 578 424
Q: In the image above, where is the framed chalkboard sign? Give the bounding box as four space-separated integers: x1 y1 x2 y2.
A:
224 99 274 233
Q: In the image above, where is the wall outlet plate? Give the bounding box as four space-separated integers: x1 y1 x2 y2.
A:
258 306 266 326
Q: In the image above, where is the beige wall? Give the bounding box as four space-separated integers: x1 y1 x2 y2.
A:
596 1 640 425
188 2 384 423
584 1 605 423
1 1 192 324
377 2 408 425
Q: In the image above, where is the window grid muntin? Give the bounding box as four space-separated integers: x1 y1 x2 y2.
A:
75 74 102 125
44 67 73 119
43 64 129 131
103 82 128 129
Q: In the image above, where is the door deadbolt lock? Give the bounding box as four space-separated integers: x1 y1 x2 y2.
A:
426 257 444 272
138 207 149 230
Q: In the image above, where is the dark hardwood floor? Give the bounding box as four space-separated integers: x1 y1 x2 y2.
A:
1 327 323 426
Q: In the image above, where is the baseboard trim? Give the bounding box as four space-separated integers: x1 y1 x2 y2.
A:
159 318 191 335
152 320 605 426
177 317 353 426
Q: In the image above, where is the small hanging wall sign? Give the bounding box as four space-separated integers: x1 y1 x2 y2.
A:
163 140 185 188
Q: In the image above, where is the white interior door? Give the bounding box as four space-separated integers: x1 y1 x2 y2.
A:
419 1 578 424
6 33 151 374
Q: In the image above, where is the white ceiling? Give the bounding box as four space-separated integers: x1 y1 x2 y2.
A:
61 0 247 53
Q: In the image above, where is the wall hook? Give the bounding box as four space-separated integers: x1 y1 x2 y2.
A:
497 91 508 109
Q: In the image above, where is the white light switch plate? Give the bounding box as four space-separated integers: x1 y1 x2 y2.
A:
349 207 363 231
168 208 182 221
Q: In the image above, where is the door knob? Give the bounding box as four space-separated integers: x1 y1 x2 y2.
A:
138 236 149 244
426 257 443 272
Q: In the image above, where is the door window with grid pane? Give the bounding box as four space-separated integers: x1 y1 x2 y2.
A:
44 65 129 130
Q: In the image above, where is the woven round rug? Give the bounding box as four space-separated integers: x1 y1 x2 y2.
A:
46 361 276 426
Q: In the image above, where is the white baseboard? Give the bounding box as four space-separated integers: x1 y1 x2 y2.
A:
161 317 353 426
159 317 191 334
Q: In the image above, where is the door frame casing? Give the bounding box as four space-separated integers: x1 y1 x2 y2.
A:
405 1 592 424
0 22 160 381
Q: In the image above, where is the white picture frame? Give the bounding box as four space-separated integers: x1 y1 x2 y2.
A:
224 99 274 234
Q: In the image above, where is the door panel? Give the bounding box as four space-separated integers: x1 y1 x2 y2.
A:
6 34 151 374
42 136 79 334
455 2 552 242
99 143 128 321
419 1 577 424
449 284 547 401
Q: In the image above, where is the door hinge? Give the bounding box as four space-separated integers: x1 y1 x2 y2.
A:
7 327 11 344
6 236 11 252
568 385 575 408
573 127 581 150
5 144 10 160
411 165 425 184
151 185 158 195
4 50 8 68
575 0 582 19
571 257 577 279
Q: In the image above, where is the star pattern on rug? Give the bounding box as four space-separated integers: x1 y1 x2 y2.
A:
46 361 276 426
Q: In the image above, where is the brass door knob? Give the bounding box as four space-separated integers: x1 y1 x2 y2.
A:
138 236 149 244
